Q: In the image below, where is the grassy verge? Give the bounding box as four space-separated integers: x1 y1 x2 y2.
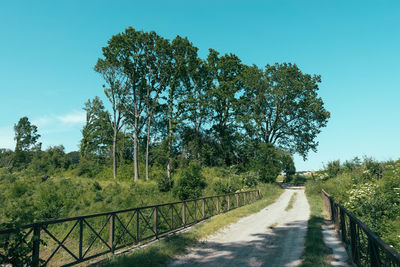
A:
300 180 331 267
285 192 297 211
100 183 283 267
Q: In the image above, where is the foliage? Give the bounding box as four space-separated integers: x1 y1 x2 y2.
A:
319 157 400 252
239 63 330 159
212 176 241 195
252 143 281 183
12 117 41 169
325 160 341 178
156 170 174 192
279 152 296 181
0 223 45 266
241 171 259 188
173 162 207 200
80 97 112 160
14 117 41 152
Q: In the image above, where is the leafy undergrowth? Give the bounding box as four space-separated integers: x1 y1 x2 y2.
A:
300 180 331 267
100 183 283 267
316 158 400 252
0 165 260 225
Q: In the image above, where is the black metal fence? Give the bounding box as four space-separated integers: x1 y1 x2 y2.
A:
322 189 400 267
0 189 260 266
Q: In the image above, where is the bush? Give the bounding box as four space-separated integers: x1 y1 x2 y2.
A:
364 158 384 179
253 143 280 183
156 171 174 192
173 162 207 200
213 176 241 195
325 160 341 178
241 171 259 188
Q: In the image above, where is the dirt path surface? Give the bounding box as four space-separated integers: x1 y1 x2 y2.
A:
169 186 310 267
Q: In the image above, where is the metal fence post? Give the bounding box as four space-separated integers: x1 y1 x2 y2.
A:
227 195 230 211
32 224 41 267
350 219 360 266
154 207 158 238
109 214 115 253
171 204 174 229
136 209 140 242
236 193 239 207
368 237 380 267
340 209 346 243
182 202 186 226
335 205 340 231
202 199 205 218
79 218 83 260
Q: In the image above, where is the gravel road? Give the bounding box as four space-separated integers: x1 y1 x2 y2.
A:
169 186 310 267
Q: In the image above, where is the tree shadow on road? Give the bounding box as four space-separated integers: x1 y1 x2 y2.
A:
170 219 308 267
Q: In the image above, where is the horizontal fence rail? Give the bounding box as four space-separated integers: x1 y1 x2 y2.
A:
322 189 400 267
0 189 260 266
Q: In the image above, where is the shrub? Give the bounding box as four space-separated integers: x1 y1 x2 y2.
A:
241 171 259 188
364 158 384 179
213 176 241 195
254 143 281 183
173 162 206 200
156 171 174 192
325 160 341 178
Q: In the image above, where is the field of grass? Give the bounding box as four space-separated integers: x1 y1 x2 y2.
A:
101 183 283 267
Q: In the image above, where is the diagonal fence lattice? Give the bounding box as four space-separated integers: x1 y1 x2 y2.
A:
0 189 260 266
322 189 400 267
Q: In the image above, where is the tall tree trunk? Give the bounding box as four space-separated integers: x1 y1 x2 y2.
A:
167 116 172 179
145 115 151 181
134 116 139 182
112 129 117 179
167 92 173 179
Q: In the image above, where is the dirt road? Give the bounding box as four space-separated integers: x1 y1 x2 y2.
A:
169 186 310 267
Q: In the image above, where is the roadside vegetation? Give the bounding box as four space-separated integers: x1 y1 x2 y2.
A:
309 157 400 253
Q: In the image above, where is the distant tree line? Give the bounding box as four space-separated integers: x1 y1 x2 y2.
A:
0 27 330 184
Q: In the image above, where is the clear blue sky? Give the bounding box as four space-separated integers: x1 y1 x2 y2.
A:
1 0 399 171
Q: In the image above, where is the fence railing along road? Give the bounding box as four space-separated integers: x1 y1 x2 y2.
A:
322 189 400 267
0 189 260 266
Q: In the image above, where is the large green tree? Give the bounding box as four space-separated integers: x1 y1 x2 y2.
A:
94 59 127 180
207 49 243 165
166 36 199 178
179 58 213 160
240 63 330 159
100 27 171 182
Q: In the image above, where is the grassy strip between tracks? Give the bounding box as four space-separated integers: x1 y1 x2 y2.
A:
99 183 283 267
300 180 331 267
285 192 297 211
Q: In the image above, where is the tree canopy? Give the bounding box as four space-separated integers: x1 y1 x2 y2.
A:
2 27 330 184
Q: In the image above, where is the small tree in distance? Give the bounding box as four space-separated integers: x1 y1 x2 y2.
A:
13 116 41 169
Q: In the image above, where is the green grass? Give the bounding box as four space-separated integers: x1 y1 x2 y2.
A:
100 183 283 267
285 192 297 211
300 180 331 267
